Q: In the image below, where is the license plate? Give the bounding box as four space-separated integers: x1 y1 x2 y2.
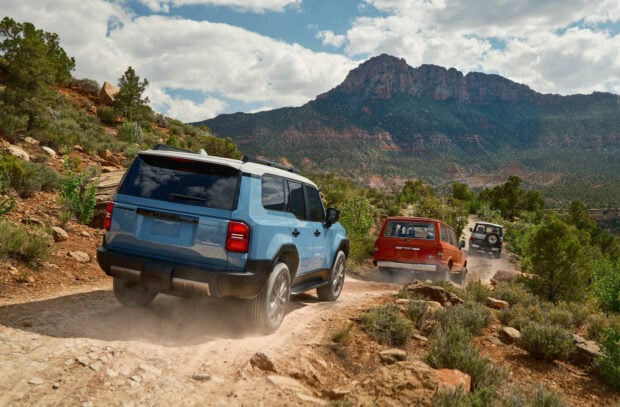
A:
150 219 181 238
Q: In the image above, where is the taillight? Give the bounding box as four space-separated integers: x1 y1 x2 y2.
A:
104 202 114 230
226 221 250 253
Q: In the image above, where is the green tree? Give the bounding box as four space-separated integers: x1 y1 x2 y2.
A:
113 66 151 122
452 182 473 202
0 17 75 132
522 213 593 302
339 195 375 263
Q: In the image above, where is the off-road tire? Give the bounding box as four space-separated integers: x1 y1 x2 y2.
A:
248 262 291 334
113 277 157 307
317 251 346 301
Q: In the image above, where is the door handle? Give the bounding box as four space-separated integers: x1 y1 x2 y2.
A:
314 230 321 237
292 229 300 237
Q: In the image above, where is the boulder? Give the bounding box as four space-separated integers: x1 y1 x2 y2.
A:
359 360 437 406
51 226 69 242
90 170 125 228
379 349 407 364
401 281 464 306
250 352 277 373
436 368 471 393
6 144 29 161
498 327 521 344
571 334 602 366
486 297 509 310
68 251 91 263
42 146 57 159
99 81 119 106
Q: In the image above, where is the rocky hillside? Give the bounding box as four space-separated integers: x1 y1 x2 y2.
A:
199 54 620 207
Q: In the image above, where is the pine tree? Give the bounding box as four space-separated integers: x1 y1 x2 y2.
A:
113 66 151 122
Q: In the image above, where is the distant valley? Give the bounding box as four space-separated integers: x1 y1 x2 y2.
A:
197 54 620 208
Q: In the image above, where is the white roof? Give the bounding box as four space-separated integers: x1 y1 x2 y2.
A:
139 148 316 187
475 221 503 228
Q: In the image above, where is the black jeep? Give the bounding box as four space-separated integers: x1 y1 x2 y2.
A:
469 221 503 258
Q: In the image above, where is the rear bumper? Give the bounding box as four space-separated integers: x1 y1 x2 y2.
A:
97 246 270 299
469 243 501 252
375 260 441 273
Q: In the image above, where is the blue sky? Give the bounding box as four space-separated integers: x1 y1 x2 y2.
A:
3 1 620 122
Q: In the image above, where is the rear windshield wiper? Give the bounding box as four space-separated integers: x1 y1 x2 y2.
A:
168 193 208 204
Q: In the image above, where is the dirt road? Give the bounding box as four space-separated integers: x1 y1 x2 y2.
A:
0 275 399 406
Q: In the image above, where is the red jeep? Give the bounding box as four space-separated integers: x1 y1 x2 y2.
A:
372 216 467 285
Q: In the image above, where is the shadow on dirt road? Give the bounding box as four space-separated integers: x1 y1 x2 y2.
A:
0 290 308 346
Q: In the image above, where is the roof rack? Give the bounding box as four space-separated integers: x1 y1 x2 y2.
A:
242 155 298 173
152 144 193 153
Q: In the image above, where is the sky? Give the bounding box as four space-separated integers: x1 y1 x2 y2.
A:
3 0 620 122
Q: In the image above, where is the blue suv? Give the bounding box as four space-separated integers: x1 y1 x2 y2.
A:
97 145 349 333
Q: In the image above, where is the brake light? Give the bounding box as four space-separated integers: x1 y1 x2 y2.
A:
226 221 250 253
104 202 114 230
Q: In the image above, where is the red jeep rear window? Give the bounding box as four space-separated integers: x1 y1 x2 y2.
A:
383 221 435 240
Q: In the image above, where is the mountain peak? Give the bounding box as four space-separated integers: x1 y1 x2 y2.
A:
326 53 543 104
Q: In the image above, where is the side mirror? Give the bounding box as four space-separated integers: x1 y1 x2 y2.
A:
469 227 473 232
326 207 340 227
460 240 466 249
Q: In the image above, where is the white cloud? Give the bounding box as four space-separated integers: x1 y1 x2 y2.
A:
137 0 301 13
316 30 347 48
148 88 228 122
108 15 356 115
347 0 620 94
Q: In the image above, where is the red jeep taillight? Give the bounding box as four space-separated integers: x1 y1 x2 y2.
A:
103 202 114 230
226 221 250 253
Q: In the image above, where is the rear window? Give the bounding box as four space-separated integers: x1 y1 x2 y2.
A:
117 155 240 210
383 221 436 240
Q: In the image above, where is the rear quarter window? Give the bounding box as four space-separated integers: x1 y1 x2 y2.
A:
117 155 240 211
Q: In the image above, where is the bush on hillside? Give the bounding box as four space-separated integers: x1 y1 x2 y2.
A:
0 154 59 198
59 165 98 224
519 323 575 361
433 301 493 336
360 304 413 346
598 326 620 389
0 220 52 266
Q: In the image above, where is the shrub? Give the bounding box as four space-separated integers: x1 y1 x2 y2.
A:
97 105 116 125
360 304 413 346
544 304 575 330
502 384 567 407
586 313 612 341
330 324 353 345
59 165 98 224
432 387 469 407
0 197 15 216
0 220 52 266
434 301 493 336
519 323 575 361
404 299 429 329
591 257 620 313
492 280 539 307
0 154 59 198
522 213 592 302
71 78 100 97
425 325 506 391
598 326 620 390
498 303 546 331
118 121 143 144
465 280 491 304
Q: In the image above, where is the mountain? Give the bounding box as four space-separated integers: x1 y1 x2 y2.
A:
197 54 620 206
